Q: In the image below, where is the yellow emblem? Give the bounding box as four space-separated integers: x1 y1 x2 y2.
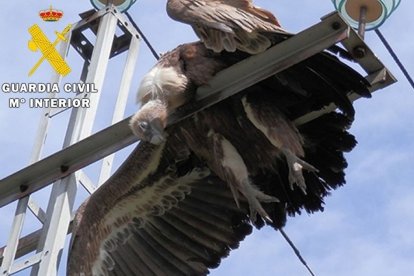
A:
28 24 72 77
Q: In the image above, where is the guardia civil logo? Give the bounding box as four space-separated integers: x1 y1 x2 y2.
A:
28 5 72 77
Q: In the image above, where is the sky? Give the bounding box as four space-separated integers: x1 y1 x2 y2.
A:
0 0 413 275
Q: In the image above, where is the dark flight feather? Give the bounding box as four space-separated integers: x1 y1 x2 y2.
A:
68 39 370 275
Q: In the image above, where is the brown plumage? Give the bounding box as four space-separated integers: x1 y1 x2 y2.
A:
68 40 371 275
241 96 318 193
130 43 230 145
166 0 287 54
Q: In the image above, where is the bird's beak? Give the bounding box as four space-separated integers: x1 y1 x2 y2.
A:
148 117 166 145
150 133 166 145
149 124 166 145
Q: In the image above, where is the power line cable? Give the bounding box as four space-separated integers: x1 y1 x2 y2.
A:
375 29 414 91
279 227 316 276
125 12 160 60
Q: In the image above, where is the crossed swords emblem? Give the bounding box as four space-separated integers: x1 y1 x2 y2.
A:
28 24 72 76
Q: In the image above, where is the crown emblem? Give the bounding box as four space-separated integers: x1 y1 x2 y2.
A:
39 6 63 22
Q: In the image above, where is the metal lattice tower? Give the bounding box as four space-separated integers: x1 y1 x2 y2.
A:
0 10 396 276
0 6 141 275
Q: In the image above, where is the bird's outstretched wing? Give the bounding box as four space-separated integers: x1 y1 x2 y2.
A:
68 111 359 276
69 39 371 275
68 141 253 275
166 0 286 54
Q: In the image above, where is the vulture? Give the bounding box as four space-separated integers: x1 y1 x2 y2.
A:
166 0 287 54
67 38 371 275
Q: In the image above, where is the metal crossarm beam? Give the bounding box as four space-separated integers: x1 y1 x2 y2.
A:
0 12 395 210
9 253 42 275
0 223 73 268
169 12 351 124
293 14 396 126
0 229 42 267
170 12 396 125
0 117 136 208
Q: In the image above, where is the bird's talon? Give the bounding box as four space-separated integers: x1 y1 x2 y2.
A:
241 180 278 223
284 150 318 194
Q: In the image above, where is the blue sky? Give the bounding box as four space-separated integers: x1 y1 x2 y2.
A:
1 0 413 275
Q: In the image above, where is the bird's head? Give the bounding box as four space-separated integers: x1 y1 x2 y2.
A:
129 100 168 145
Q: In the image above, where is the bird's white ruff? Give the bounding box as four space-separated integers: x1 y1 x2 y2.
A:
137 66 188 104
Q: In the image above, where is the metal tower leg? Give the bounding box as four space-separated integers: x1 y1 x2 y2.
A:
30 11 118 276
0 197 30 275
98 35 140 185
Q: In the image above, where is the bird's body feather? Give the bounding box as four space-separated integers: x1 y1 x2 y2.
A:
68 38 370 275
166 0 286 54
